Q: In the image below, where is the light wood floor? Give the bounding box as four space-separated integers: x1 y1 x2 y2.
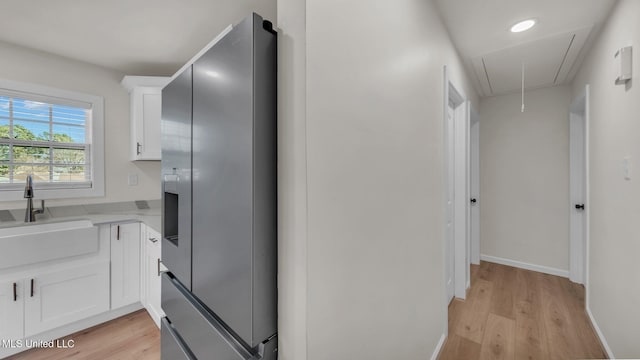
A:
439 261 607 360
5 263 607 360
7 310 160 360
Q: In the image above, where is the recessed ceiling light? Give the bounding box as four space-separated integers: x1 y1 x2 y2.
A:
510 19 536 33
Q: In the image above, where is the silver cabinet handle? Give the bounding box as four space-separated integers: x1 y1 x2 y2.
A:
136 142 142 155
149 237 158 243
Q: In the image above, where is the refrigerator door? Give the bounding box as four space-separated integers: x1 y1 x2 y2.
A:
191 15 254 344
161 66 193 289
191 13 277 347
162 274 253 360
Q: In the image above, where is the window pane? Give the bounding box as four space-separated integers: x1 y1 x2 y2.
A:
0 118 9 139
13 146 50 163
53 148 85 164
0 145 8 162
13 120 50 141
12 99 49 121
0 92 92 186
13 165 49 182
52 124 85 143
0 97 9 118
52 105 87 126
0 165 8 183
53 166 85 182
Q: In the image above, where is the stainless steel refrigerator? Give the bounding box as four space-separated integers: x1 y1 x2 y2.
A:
160 13 277 360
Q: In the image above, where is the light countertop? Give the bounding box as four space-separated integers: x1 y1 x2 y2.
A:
0 200 161 233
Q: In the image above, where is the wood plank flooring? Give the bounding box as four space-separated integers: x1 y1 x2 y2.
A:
5 263 607 360
7 310 159 360
439 261 608 360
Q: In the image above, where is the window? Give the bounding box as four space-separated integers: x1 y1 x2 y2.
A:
0 79 104 200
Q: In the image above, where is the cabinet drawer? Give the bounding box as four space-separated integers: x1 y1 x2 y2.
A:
162 273 252 360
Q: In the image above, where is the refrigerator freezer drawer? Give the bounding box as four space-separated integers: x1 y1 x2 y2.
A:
161 317 196 360
162 273 253 360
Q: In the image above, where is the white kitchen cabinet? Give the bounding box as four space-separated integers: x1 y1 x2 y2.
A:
0 279 24 344
121 76 170 161
141 226 164 328
24 261 110 337
110 223 141 309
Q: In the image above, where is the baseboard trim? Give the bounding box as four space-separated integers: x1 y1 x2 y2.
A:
480 254 569 278
430 332 447 360
586 306 614 359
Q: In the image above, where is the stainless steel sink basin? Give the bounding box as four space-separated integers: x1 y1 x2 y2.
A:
0 220 99 270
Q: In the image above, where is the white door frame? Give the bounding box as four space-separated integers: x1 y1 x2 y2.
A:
442 66 470 309
470 106 480 266
569 85 590 290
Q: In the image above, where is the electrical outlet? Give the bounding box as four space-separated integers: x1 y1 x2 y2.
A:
128 173 139 186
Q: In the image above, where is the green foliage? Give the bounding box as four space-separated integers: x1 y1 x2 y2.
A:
0 124 85 183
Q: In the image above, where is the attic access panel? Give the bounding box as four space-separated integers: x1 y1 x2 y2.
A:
472 27 592 96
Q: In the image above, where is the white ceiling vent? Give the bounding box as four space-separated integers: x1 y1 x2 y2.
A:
471 26 593 97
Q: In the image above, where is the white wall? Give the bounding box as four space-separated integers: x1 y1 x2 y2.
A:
276 1 308 359
571 0 640 357
480 86 571 272
277 0 478 358
0 40 160 209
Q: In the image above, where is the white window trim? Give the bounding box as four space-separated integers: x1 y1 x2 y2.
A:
0 78 104 200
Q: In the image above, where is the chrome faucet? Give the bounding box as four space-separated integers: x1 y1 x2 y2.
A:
24 175 45 223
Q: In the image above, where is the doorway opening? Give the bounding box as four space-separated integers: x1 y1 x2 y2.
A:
443 66 471 308
569 85 590 289
470 106 480 268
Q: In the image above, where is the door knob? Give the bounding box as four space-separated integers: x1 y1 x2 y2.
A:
575 204 585 210
470 198 477 204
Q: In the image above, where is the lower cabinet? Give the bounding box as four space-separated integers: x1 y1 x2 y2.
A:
141 226 164 328
0 261 109 359
111 223 141 309
0 220 158 359
0 279 24 343
24 261 110 337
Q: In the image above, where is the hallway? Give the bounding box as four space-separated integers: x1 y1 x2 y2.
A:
439 262 606 359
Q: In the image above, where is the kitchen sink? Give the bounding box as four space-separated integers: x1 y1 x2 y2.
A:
0 220 99 270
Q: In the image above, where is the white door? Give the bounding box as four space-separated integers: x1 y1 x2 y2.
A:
445 104 455 302
24 262 110 337
111 223 141 309
0 279 24 347
569 91 588 284
470 110 480 265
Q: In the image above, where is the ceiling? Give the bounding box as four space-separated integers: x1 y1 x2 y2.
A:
0 0 276 76
435 0 618 97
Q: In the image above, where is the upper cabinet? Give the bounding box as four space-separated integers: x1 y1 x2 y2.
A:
121 76 171 161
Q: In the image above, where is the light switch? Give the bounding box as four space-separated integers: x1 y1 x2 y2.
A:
622 156 632 180
128 173 139 186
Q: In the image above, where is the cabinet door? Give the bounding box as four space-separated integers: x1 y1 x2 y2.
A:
24 262 109 337
131 87 162 160
145 228 164 328
0 279 24 343
111 223 141 309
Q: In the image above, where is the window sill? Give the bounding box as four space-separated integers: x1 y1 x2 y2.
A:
0 185 104 201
